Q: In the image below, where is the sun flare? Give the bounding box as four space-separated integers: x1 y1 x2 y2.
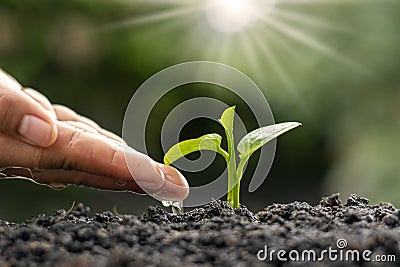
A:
96 0 364 107
205 0 276 33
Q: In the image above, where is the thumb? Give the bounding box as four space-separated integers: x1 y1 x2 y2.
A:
0 72 57 148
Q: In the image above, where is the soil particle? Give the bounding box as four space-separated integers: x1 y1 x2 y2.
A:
0 194 399 266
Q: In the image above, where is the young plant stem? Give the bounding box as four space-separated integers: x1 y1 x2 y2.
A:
227 157 239 208
226 132 239 208
236 156 248 182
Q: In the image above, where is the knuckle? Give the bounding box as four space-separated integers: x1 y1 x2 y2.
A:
62 130 83 170
88 144 95 161
67 130 81 149
110 150 118 166
0 93 16 131
0 93 15 110
32 149 45 168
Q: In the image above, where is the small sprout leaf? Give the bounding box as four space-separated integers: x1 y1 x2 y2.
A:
164 133 227 165
219 106 235 136
237 122 302 158
163 104 302 209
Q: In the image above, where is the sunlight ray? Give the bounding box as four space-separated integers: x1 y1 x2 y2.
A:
278 0 370 5
249 30 308 111
263 17 366 71
95 6 202 33
199 37 234 92
253 26 307 63
204 36 231 64
137 15 191 39
215 38 231 64
272 8 353 34
100 0 200 6
203 38 220 61
238 32 266 84
219 40 233 65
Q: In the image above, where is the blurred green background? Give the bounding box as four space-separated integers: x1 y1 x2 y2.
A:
0 0 399 222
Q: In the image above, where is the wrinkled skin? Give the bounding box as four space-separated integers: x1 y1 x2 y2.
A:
0 68 189 201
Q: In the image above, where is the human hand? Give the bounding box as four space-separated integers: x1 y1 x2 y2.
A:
0 68 189 201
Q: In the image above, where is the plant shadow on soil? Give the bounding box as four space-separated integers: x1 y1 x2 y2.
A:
0 194 399 266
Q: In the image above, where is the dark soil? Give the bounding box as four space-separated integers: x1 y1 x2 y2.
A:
0 194 399 266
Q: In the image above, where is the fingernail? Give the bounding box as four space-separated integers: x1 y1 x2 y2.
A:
124 148 165 191
138 160 166 190
153 164 189 201
18 115 56 147
124 148 189 200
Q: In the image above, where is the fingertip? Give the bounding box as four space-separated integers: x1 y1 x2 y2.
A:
160 165 189 190
154 164 189 201
123 147 189 201
124 148 165 190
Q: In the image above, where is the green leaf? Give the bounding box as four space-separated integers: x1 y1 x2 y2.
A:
237 122 302 158
219 106 235 136
218 106 236 166
163 133 228 165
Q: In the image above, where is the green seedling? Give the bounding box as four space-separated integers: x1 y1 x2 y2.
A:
164 106 301 209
